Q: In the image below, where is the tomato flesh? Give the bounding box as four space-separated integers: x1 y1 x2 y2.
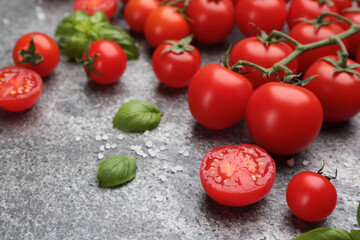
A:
0 66 43 112
73 0 118 19
200 144 276 207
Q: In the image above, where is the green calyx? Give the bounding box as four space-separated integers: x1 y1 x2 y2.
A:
274 72 318 87
316 0 334 6
162 34 194 55
323 52 360 79
298 17 332 31
18 36 44 66
78 46 102 79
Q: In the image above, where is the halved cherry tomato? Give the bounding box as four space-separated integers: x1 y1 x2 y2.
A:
0 66 43 112
13 32 60 77
82 40 127 85
124 0 159 34
200 144 276 207
73 0 118 19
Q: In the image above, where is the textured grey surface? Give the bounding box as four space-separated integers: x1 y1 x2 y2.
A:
0 1 359 239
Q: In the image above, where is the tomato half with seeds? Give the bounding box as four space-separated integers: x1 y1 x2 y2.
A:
0 66 43 112
200 144 276 207
13 32 60 77
73 0 118 19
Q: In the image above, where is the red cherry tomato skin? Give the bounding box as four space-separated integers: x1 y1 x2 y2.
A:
73 0 118 19
12 32 60 77
333 0 354 13
304 56 360 122
339 11 360 57
229 37 298 89
158 0 185 8
286 171 337 222
188 64 253 130
0 66 43 112
144 6 191 48
83 40 127 85
289 22 347 74
235 0 286 37
245 82 323 156
287 0 338 29
185 0 235 44
152 41 202 88
121 0 129 4
124 0 158 34
200 144 276 207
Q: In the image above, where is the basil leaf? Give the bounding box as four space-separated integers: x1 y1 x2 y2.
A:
351 229 360 240
292 228 352 240
55 11 90 38
357 202 360 226
90 11 109 24
64 34 91 59
95 25 139 60
113 99 163 132
97 155 137 188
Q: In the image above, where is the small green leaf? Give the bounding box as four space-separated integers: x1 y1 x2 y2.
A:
292 228 352 240
113 99 163 132
55 11 90 38
97 155 137 188
64 34 91 59
95 25 139 60
357 202 360 227
90 11 109 24
351 229 360 240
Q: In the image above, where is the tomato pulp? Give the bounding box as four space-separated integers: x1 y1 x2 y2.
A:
200 144 276 207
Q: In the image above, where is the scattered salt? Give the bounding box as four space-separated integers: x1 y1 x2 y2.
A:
145 140 153 148
159 175 167 182
95 135 102 141
144 130 150 136
98 153 104 160
171 165 183 173
99 145 105 152
344 162 352 168
117 134 124 140
3 18 9 25
178 148 185 154
148 149 158 157
111 144 117 149
159 145 167 151
287 158 295 167
303 160 309 166
155 193 165 202
101 134 109 141
75 136 81 142
105 143 111 149
183 151 190 157
37 12 46 21
163 163 168 169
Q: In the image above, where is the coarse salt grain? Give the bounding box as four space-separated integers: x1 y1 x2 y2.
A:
98 153 104 160
75 136 81 142
159 145 167 151
159 175 167 182
183 151 190 157
111 144 117 149
117 134 124 140
101 134 109 141
144 130 150 136
99 145 105 151
95 135 102 141
105 143 111 149
145 140 153 148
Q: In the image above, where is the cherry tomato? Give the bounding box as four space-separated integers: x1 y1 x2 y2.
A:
82 40 127 85
200 144 276 207
333 0 354 13
287 0 338 29
188 64 253 130
12 32 60 77
0 66 43 112
289 22 347 74
229 37 298 89
73 0 118 19
286 171 337 222
124 0 158 34
158 0 185 8
245 82 323 155
121 0 129 4
144 6 191 48
235 0 286 37
152 39 201 88
303 56 360 122
185 0 235 44
339 9 360 57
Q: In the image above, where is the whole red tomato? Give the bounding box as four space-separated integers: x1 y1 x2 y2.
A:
185 0 235 44
188 64 253 130
339 10 360 57
289 22 347 74
286 171 337 222
144 6 191 48
235 0 287 37
200 144 276 207
304 56 360 122
12 32 60 77
229 37 298 89
124 0 158 34
152 38 201 88
73 0 118 19
82 40 127 85
0 66 43 112
245 82 323 155
287 0 338 29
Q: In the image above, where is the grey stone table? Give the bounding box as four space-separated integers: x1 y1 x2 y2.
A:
0 1 359 239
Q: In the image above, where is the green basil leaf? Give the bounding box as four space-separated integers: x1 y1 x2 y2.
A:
351 229 360 240
95 25 139 60
97 155 137 188
64 34 91 59
90 11 109 24
292 228 352 240
113 99 163 132
357 202 360 227
55 11 90 38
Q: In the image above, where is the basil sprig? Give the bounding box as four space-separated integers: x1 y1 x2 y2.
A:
113 99 163 132
55 11 139 60
97 155 137 188
293 203 360 240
